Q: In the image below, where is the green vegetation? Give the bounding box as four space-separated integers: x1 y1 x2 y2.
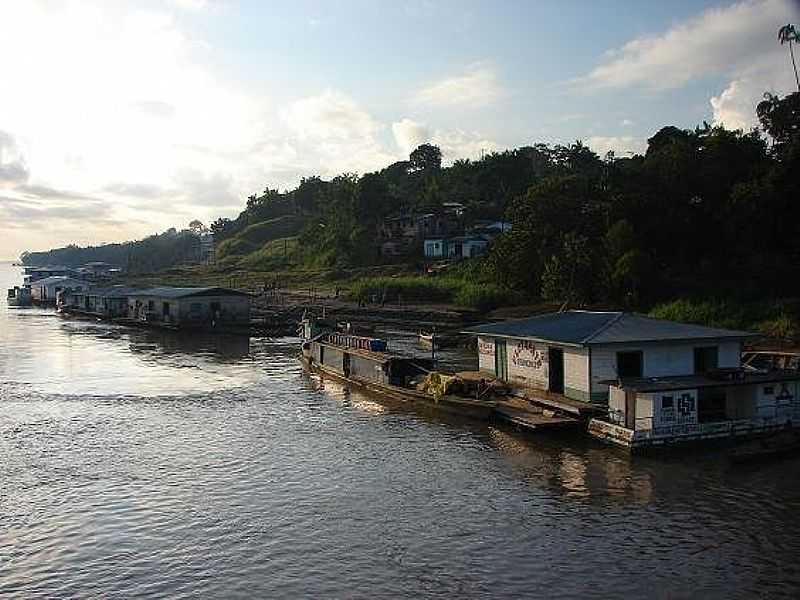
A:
649 299 800 339
22 87 800 336
216 215 305 259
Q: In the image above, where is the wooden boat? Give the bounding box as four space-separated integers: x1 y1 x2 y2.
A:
418 330 458 349
729 431 800 463
301 327 495 421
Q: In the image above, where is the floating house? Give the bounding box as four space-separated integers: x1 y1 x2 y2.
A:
31 276 87 305
463 310 800 447
127 287 251 327
62 286 137 318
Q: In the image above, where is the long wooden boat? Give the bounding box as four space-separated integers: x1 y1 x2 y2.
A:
301 332 495 421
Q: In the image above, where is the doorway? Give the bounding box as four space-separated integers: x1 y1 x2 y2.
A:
625 391 637 429
548 347 564 394
495 339 508 380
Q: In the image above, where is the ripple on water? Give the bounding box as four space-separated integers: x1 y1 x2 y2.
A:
2 265 800 598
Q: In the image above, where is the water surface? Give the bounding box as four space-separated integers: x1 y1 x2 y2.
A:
1 262 799 598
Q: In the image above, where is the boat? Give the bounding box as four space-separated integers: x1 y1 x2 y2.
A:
729 430 800 463
6 286 32 307
300 319 495 420
418 330 459 349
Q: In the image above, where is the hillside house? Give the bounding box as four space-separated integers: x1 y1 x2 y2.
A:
424 236 489 259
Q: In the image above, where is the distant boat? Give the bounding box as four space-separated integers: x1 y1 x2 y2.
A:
7 286 32 307
418 330 458 349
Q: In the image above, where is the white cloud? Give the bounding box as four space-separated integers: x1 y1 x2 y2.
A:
282 90 381 141
413 63 504 108
621 119 634 127
587 136 647 157
391 118 501 163
169 0 210 11
392 118 431 155
578 0 797 90
710 79 761 130
0 131 30 186
280 91 400 176
432 129 502 162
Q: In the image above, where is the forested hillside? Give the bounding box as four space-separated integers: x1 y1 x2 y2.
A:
21 226 206 273
211 92 799 305
24 91 800 321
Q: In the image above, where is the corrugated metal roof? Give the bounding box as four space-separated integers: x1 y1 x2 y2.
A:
462 310 756 346
127 286 249 299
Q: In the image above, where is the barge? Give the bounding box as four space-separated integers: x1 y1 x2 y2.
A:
301 329 496 421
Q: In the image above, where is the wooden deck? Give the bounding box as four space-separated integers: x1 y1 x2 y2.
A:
494 403 580 431
518 389 605 418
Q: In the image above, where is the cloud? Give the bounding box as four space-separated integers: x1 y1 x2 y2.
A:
710 79 762 130
17 184 99 202
413 63 504 108
174 170 240 207
432 129 502 162
392 118 431 155
169 0 209 10
621 119 634 127
104 182 165 198
282 90 381 141
0 131 30 186
133 100 177 119
587 136 647 157
577 0 796 90
280 91 400 176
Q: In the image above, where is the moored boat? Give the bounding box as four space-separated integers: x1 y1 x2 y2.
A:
300 321 495 420
7 286 32 307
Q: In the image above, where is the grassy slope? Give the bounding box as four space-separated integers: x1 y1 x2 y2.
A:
216 216 306 259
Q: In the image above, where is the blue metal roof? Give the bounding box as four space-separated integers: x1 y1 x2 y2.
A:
127 286 249 299
463 310 757 346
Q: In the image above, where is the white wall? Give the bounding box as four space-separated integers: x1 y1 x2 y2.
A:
609 386 626 424
477 336 495 374
564 347 589 397
507 339 549 389
591 340 742 397
649 389 698 429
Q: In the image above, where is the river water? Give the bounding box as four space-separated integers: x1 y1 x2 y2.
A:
1 262 799 598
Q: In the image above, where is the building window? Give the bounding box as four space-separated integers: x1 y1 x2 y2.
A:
190 303 202 312
694 346 719 373
616 351 643 378
763 386 774 395
661 395 674 409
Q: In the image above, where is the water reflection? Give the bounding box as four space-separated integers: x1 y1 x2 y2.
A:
3 262 800 598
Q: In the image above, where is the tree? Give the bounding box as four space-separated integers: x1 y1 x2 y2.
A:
778 24 800 93
409 144 442 172
188 220 207 235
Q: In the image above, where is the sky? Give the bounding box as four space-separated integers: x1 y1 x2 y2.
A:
0 0 798 260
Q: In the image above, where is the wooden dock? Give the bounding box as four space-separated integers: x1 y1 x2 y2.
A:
494 401 580 431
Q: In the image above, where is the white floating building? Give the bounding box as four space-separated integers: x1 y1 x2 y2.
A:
464 310 800 448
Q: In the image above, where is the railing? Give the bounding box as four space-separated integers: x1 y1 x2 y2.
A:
324 333 387 352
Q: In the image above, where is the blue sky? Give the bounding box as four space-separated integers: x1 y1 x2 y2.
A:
0 0 798 258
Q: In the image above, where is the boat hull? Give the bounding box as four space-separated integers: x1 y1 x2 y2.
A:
302 356 495 421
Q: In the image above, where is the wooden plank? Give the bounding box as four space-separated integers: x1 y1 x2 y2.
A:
494 404 579 431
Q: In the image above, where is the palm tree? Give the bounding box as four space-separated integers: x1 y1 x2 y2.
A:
778 24 800 92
